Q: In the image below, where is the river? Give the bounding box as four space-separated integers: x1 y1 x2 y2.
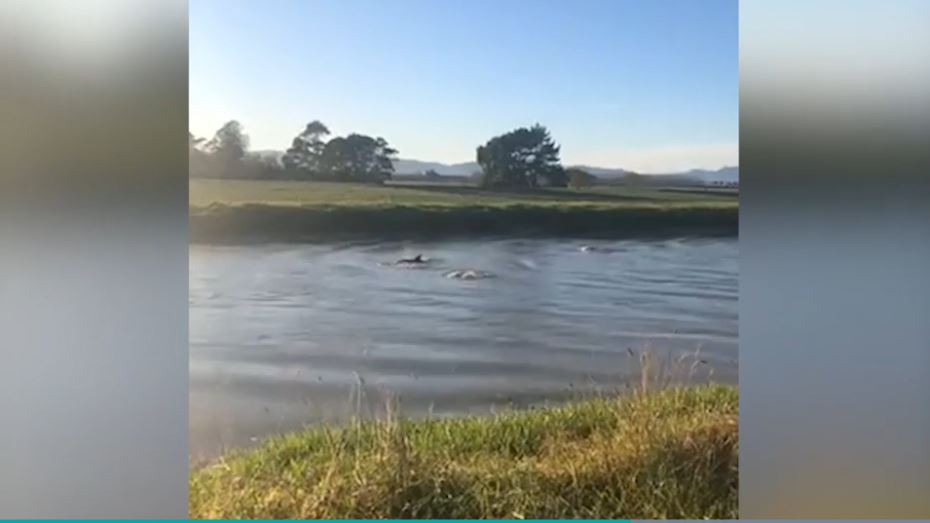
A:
190 237 737 461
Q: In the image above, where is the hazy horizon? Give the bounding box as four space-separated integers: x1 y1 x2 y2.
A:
190 0 737 174
247 150 739 176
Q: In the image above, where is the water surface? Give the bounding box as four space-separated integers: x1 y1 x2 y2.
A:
190 237 737 460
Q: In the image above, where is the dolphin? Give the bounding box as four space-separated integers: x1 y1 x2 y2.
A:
397 254 426 264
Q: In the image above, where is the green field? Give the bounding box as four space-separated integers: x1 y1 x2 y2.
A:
189 179 738 242
191 178 737 210
190 384 738 519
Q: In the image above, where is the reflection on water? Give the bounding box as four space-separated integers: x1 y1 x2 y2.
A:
190 237 738 460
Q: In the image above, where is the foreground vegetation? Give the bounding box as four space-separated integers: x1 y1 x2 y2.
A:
190 179 738 242
190 384 738 519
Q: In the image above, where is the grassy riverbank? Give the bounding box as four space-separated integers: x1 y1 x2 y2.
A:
190 179 738 243
189 384 738 519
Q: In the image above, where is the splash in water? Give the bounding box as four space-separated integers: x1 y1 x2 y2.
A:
444 269 494 281
580 244 619 254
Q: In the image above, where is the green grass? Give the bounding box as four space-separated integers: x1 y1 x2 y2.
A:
191 178 737 210
189 384 738 519
189 179 738 242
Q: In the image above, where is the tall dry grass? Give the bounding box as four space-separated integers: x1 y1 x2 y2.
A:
190 347 737 519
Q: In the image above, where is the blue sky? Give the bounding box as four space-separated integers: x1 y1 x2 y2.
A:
190 0 737 172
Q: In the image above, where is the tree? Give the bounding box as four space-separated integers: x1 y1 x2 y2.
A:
423 168 441 179
476 124 566 188
567 168 596 189
189 132 209 177
240 152 282 179
319 133 397 183
206 120 249 174
281 120 330 174
188 132 206 153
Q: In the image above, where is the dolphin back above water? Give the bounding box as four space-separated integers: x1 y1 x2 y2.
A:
397 254 426 264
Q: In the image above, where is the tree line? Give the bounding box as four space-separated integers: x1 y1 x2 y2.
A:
190 120 588 189
190 120 397 183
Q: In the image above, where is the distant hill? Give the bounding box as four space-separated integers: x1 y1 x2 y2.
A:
392 159 481 176
249 150 737 184
677 166 739 184
564 165 631 178
395 159 738 184
393 159 634 178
